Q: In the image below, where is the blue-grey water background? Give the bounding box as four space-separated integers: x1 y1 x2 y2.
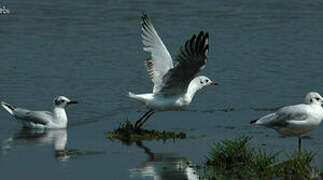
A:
1 0 323 179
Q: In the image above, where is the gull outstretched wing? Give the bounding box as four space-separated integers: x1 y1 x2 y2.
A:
157 31 209 96
141 14 174 93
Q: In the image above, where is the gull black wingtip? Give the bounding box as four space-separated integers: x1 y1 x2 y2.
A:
202 32 209 41
141 12 149 21
250 119 258 124
197 31 209 38
0 100 16 115
141 13 151 30
198 31 204 37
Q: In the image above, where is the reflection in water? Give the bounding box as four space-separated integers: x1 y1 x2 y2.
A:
1 128 104 161
130 141 199 180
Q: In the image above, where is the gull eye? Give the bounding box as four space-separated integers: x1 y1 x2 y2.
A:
205 79 209 83
315 97 320 101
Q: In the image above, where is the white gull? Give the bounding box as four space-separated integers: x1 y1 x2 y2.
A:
1 96 78 129
0 6 10 14
129 14 217 130
251 92 323 153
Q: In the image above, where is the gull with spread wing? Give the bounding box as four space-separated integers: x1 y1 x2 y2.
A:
0 96 78 129
129 14 217 130
251 92 323 153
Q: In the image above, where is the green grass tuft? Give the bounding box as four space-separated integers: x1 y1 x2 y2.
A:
198 135 319 179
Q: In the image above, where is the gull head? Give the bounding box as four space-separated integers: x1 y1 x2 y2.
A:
304 92 323 105
54 96 78 108
195 76 217 88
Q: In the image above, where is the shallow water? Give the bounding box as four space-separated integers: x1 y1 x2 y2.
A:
1 0 323 179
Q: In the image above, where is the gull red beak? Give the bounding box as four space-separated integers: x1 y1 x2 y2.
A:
210 81 218 85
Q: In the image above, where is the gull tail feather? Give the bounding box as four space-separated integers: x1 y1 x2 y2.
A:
128 92 151 104
128 92 137 99
128 92 143 102
0 101 16 115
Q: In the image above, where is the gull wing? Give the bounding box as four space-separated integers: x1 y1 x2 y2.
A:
13 108 51 125
257 104 309 128
141 14 173 93
157 31 209 96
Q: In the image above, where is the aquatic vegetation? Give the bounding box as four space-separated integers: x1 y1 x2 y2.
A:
195 136 319 179
107 120 186 144
203 107 235 113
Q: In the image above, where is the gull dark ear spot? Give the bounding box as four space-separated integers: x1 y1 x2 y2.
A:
310 99 313 103
55 98 60 105
200 80 203 84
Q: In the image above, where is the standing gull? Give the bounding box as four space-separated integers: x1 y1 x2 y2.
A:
0 96 78 129
129 14 217 130
251 92 323 153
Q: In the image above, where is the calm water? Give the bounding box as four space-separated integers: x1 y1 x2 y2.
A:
1 0 323 179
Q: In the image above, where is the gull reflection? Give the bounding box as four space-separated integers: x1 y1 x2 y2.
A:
0 128 103 161
130 141 199 180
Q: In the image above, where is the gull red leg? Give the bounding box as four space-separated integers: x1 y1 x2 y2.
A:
135 110 153 130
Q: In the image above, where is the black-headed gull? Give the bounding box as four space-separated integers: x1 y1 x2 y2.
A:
251 92 323 153
0 96 78 129
129 14 217 130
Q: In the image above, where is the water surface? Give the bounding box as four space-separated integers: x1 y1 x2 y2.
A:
1 0 323 179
